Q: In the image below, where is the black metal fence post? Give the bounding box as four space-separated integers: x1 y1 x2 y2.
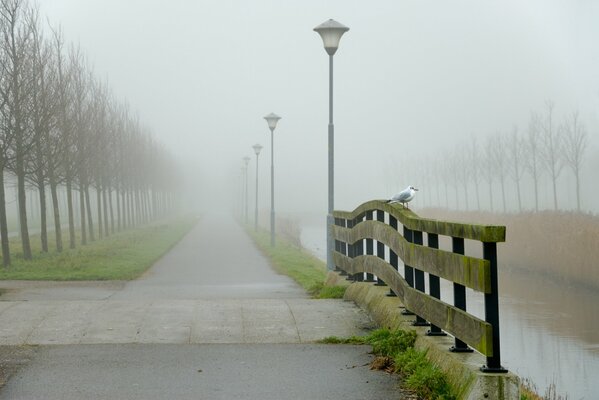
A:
387 215 398 297
336 217 348 276
375 210 386 286
353 216 364 282
412 230 429 326
364 211 375 282
426 233 446 336
481 241 508 373
450 237 473 353
402 225 415 315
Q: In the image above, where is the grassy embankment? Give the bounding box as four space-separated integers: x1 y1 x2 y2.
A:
320 329 456 400
245 227 347 299
0 217 197 280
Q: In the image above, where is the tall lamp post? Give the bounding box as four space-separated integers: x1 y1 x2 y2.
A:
314 19 349 271
264 113 281 247
243 156 251 224
252 144 263 231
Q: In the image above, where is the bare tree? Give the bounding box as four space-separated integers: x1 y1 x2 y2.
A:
456 148 470 211
0 0 36 259
468 138 481 210
481 136 496 212
525 112 542 211
539 100 563 210
561 111 588 211
27 13 57 252
506 126 525 212
0 92 13 266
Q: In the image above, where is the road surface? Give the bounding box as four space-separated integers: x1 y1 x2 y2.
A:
0 213 404 399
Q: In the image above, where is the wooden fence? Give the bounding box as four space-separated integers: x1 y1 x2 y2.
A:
332 200 507 372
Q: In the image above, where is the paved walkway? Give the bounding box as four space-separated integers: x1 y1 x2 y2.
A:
0 214 371 345
0 213 403 399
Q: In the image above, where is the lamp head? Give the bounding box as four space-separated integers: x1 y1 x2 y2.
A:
252 143 263 156
264 113 281 131
314 19 349 56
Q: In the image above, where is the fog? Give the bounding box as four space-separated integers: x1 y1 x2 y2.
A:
42 0 599 216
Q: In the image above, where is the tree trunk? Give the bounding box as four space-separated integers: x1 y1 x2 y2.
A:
135 190 141 225
0 170 11 267
38 181 48 252
108 187 114 234
128 190 134 227
516 179 522 212
551 171 558 210
102 186 109 236
49 176 63 252
116 187 121 231
575 169 581 212
16 157 32 259
121 189 127 230
488 182 494 212
85 186 95 241
532 170 539 212
500 176 506 213
79 187 86 245
444 182 449 208
66 178 76 249
96 185 103 239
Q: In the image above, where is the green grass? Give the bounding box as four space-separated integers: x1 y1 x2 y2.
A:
0 217 197 280
245 228 346 299
320 328 456 400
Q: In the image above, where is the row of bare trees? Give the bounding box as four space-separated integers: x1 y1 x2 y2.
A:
390 100 590 213
0 0 179 267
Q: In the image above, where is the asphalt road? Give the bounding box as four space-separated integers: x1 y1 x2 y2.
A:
0 213 405 399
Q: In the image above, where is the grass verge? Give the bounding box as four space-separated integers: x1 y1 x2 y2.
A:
245 227 346 299
0 217 197 280
520 378 568 400
319 328 457 400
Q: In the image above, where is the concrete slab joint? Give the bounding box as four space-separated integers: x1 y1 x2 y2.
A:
343 281 520 400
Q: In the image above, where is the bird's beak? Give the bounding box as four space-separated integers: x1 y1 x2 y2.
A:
414 188 419 191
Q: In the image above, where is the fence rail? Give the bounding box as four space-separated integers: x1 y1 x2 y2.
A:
332 200 507 372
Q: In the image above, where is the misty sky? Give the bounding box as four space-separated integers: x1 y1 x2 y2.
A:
42 0 599 215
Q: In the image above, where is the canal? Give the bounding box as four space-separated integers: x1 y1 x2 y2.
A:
301 223 599 399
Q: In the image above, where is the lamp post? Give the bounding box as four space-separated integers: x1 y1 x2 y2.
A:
264 113 281 247
243 156 251 224
314 19 349 271
252 144 263 231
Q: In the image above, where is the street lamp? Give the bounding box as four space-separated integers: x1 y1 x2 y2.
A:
314 19 349 271
264 112 281 247
243 156 251 224
252 144 263 231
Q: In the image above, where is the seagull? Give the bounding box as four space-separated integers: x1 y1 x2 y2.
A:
388 186 419 209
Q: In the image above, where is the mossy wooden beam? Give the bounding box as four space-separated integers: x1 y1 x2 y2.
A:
333 200 506 243
334 252 494 356
333 221 491 293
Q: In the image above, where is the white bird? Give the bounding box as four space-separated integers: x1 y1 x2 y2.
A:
388 186 419 209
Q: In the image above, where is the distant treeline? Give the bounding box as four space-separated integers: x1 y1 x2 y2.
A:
388 100 591 214
0 0 180 266
421 208 599 291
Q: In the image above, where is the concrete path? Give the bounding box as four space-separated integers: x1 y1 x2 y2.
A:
0 213 404 399
0 214 371 345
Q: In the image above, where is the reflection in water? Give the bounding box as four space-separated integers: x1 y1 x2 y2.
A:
301 224 599 399
497 268 599 400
